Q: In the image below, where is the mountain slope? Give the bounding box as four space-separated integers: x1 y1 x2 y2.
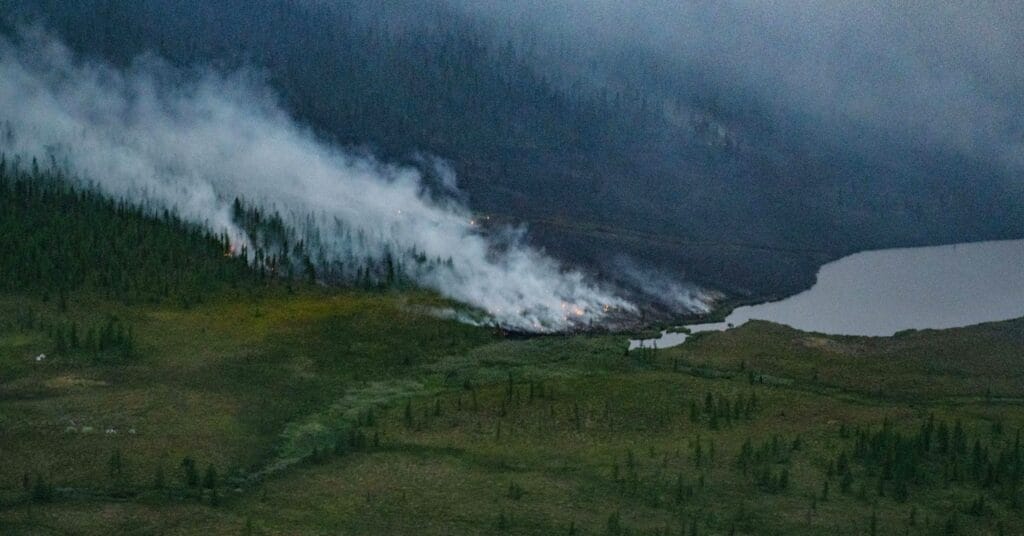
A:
2 0 1021 301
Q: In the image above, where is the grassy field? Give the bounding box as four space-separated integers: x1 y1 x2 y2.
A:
2 287 1023 535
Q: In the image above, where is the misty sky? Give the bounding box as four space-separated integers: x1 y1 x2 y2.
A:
453 0 1024 172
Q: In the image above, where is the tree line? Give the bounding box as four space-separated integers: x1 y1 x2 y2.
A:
0 156 438 309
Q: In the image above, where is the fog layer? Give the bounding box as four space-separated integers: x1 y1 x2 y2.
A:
453 0 1024 173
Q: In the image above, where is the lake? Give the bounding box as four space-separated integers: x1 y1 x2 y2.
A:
630 239 1024 350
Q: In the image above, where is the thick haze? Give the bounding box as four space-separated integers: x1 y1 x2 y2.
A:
454 0 1024 172
0 31 654 332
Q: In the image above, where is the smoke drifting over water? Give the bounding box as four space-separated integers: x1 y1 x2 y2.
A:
0 32 655 332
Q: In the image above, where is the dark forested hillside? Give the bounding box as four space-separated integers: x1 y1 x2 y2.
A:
2 0 1021 300
0 156 430 307
0 156 260 305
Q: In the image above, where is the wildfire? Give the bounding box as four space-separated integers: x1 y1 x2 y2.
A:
560 302 586 318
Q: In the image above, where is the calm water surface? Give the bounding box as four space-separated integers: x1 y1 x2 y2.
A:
630 239 1024 350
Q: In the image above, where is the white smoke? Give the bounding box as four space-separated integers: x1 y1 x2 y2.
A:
0 31 644 332
610 257 717 316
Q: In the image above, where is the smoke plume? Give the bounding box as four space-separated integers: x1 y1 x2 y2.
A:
0 31 651 332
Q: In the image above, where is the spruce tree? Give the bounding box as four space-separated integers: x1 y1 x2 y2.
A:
181 457 199 488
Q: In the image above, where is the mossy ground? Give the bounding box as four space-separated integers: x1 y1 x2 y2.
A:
2 288 1023 535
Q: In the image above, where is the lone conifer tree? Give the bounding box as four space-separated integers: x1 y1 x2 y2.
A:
180 457 199 488
203 464 219 505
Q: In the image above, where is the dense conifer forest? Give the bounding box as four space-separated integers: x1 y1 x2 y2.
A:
0 156 434 308
0 156 257 304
